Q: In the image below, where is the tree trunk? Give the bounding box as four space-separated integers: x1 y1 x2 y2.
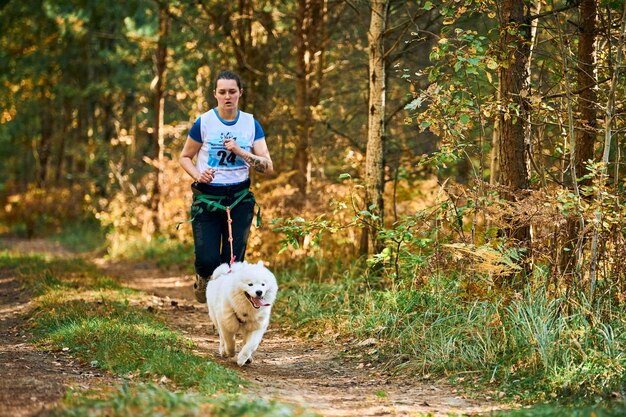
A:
55 99 71 185
489 107 500 185
561 0 598 278
497 0 530 236
37 89 53 188
361 0 388 256
151 3 170 235
291 0 328 199
292 0 311 199
574 0 598 179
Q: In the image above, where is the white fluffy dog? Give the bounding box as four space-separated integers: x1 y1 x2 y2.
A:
206 261 278 366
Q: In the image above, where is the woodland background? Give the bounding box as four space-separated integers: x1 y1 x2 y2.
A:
2 0 626 404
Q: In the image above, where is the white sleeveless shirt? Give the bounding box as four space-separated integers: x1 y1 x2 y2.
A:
194 109 256 186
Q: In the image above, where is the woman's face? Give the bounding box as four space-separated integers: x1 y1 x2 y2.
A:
214 79 241 111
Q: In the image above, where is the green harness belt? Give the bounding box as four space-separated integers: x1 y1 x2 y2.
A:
176 188 261 230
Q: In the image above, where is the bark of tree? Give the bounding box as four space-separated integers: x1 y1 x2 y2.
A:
151 3 170 235
561 0 598 279
496 0 531 277
55 99 71 185
574 0 598 179
489 106 500 185
291 0 328 199
361 0 388 256
37 88 53 188
293 0 312 199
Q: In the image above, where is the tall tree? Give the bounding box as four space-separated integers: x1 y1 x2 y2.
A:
292 0 329 198
151 1 171 233
496 0 531 246
574 0 598 179
362 0 388 255
37 90 54 187
561 0 598 278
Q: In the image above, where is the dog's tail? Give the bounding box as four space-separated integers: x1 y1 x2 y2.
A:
211 263 231 280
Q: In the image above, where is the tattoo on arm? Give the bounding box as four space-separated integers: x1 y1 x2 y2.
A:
244 153 270 173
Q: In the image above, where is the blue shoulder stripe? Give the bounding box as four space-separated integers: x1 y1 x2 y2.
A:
254 119 265 141
188 117 202 143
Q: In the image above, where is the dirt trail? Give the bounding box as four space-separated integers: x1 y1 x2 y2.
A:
1 238 503 417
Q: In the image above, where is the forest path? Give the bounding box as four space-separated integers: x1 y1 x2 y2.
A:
100 258 502 417
1 238 503 417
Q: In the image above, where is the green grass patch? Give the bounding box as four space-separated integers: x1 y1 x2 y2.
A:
14 258 241 395
53 383 207 417
0 252 129 298
52 383 319 417
33 297 240 393
50 218 108 254
0 251 92 274
487 401 626 417
107 234 194 271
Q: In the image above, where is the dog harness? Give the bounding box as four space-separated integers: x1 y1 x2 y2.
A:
177 188 261 267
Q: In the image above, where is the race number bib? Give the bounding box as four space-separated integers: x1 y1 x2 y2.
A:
206 131 249 169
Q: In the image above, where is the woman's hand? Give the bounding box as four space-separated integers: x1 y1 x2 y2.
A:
223 138 243 156
196 168 216 183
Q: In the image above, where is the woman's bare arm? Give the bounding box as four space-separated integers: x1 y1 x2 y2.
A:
224 138 274 174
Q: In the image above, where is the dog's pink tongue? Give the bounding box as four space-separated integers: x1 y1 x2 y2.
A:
252 297 271 307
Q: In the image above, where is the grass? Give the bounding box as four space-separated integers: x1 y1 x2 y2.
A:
273 256 626 404
54 383 208 417
34 297 240 394
487 401 626 417
50 218 108 254
1 250 316 416
52 383 318 417
106 234 194 271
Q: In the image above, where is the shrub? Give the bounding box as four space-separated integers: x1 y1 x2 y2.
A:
1 184 93 238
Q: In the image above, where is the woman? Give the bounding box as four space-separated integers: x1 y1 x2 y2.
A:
179 70 273 303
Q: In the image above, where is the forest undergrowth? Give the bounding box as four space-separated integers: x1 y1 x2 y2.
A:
277 257 626 404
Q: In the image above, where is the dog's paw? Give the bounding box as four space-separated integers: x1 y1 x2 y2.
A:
236 352 253 366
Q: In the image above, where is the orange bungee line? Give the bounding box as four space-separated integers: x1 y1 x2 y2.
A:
226 206 236 270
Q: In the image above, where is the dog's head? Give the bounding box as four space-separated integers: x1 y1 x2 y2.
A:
230 261 278 309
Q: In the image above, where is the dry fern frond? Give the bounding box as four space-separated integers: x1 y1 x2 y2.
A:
443 243 523 277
